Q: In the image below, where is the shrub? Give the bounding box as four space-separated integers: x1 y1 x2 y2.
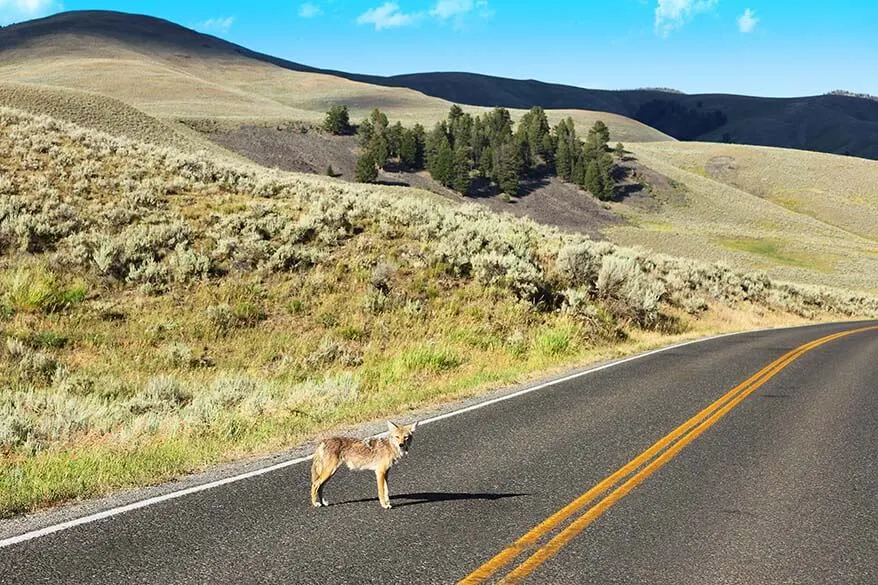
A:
370 261 396 293
129 376 191 413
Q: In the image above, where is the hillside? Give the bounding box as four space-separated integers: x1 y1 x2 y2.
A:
2 104 876 516
0 11 670 143
2 11 873 295
341 72 878 160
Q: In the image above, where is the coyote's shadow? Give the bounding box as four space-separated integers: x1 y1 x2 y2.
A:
336 491 527 508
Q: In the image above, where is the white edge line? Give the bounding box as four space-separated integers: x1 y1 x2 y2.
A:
0 323 846 548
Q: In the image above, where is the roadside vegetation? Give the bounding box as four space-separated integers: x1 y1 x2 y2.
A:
1 106 876 517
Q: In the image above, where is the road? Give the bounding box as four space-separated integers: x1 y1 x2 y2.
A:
2 321 876 584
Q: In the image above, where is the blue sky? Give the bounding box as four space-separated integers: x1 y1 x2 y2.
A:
3 1 877 97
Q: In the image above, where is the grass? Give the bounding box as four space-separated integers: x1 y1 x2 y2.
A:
0 105 875 519
608 142 878 293
718 238 822 270
0 33 670 144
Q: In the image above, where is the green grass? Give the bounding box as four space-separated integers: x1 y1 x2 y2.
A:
718 238 815 269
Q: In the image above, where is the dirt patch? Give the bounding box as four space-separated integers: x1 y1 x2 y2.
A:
197 125 670 238
202 125 360 179
622 159 689 209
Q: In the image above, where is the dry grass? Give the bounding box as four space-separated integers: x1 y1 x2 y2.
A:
607 142 878 293
0 35 671 143
633 141 878 240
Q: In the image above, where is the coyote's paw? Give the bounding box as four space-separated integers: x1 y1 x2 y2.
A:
381 502 392 510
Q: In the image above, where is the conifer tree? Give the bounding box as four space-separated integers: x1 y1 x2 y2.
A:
323 105 351 135
584 159 602 196
427 127 455 187
399 128 418 169
355 151 378 183
452 144 473 193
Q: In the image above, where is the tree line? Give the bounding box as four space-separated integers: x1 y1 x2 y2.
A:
324 104 623 200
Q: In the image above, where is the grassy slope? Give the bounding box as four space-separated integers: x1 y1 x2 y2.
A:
0 82 244 162
0 29 671 143
630 141 878 240
2 51 873 293
3 29 872 295
1 106 875 517
605 142 878 294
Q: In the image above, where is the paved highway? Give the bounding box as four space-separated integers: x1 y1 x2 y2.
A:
2 321 876 584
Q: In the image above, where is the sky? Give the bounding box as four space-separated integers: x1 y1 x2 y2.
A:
2 0 877 97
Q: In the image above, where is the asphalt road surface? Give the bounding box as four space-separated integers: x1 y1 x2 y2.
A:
2 321 876 584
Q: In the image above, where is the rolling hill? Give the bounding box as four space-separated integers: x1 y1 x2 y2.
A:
1 9 876 294
334 73 878 160
0 11 670 143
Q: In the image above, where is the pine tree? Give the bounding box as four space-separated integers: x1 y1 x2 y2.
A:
597 153 615 200
357 119 374 148
323 105 351 135
369 132 390 170
588 120 611 146
495 142 521 196
399 128 418 169
355 152 378 183
452 144 473 193
326 164 335 177
614 142 626 158
584 159 602 196
553 118 580 182
427 129 455 187
388 121 404 160
412 124 427 169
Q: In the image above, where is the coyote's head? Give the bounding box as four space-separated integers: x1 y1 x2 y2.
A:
387 421 417 455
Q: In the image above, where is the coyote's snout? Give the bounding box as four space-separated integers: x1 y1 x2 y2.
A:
310 421 418 509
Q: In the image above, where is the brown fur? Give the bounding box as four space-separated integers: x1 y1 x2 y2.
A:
310 421 418 509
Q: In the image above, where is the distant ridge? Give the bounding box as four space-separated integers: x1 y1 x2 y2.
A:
2 10 878 158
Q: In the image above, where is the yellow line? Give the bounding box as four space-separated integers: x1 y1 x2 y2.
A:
460 325 877 585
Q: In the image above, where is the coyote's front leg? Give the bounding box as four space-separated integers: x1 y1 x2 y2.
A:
376 466 392 509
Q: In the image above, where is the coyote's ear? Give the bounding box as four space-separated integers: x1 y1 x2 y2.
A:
387 421 400 432
408 421 418 433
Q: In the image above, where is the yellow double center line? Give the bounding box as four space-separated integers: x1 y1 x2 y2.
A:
460 325 878 584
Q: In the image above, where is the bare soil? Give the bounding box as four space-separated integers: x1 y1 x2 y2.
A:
199 125 684 239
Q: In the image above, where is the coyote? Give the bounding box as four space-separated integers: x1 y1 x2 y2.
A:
310 421 418 509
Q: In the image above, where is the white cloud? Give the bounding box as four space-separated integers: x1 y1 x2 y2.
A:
0 0 59 25
197 16 235 35
299 3 322 18
737 8 758 33
356 2 421 30
654 0 717 36
430 0 492 24
430 0 471 19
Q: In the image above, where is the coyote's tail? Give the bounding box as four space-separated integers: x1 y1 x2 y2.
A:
311 442 326 483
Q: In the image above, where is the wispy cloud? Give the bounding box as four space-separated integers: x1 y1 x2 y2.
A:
299 3 322 19
0 0 60 25
737 8 758 33
356 2 422 30
654 0 717 36
196 16 235 35
430 0 493 26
